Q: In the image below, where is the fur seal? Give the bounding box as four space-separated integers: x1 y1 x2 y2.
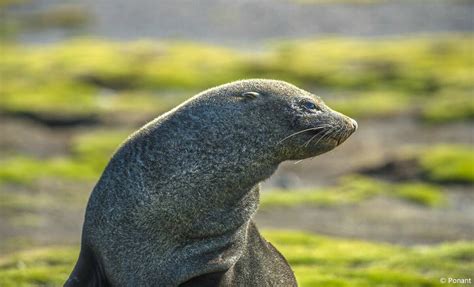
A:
65 79 357 286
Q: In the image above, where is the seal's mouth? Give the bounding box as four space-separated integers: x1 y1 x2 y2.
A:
301 127 342 149
333 124 357 146
334 135 349 146
324 121 357 147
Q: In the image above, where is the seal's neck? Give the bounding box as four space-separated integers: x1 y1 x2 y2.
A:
182 155 277 238
120 118 280 237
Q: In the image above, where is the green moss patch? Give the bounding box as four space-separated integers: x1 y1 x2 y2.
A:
395 183 445 207
261 175 446 208
360 144 474 185
0 156 97 185
0 232 472 287
326 91 412 119
1 35 473 122
264 231 473 287
0 156 98 184
0 247 78 287
419 145 474 183
420 90 474 123
0 129 132 185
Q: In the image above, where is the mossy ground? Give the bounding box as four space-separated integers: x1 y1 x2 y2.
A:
0 129 131 185
420 145 474 183
1 35 473 122
261 175 446 209
0 231 472 287
0 33 472 286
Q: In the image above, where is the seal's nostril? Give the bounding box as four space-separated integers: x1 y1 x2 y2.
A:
350 119 358 131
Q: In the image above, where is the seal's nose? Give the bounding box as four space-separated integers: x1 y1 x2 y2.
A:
350 119 358 131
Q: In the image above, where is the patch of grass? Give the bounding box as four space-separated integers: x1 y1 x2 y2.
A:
0 79 99 116
71 129 132 172
0 247 77 287
1 35 473 122
260 189 341 207
0 156 98 185
0 129 131 185
261 175 447 208
395 183 444 207
419 145 474 183
260 175 381 208
420 90 474 122
0 157 46 184
326 91 412 118
264 231 474 287
0 40 244 118
0 232 472 286
260 35 473 92
98 91 190 116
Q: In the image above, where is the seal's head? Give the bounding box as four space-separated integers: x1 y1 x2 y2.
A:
191 79 357 162
258 80 358 161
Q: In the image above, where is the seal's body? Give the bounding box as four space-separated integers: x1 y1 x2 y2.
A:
66 79 357 287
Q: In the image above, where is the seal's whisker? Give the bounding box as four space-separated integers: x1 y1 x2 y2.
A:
302 130 324 148
302 133 319 148
343 129 349 143
293 159 304 165
302 128 331 147
313 127 336 147
277 125 331 144
302 129 332 147
303 127 334 147
336 126 345 139
333 126 342 138
338 127 349 145
337 128 348 145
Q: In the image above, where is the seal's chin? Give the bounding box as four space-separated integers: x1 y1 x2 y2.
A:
303 140 339 158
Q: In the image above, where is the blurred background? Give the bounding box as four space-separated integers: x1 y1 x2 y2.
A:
0 0 473 286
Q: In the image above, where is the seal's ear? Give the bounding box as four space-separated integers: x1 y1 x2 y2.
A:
237 91 260 100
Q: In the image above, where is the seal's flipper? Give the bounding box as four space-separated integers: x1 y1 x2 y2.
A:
64 246 109 287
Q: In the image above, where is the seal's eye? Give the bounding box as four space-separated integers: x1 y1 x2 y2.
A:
302 101 320 111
